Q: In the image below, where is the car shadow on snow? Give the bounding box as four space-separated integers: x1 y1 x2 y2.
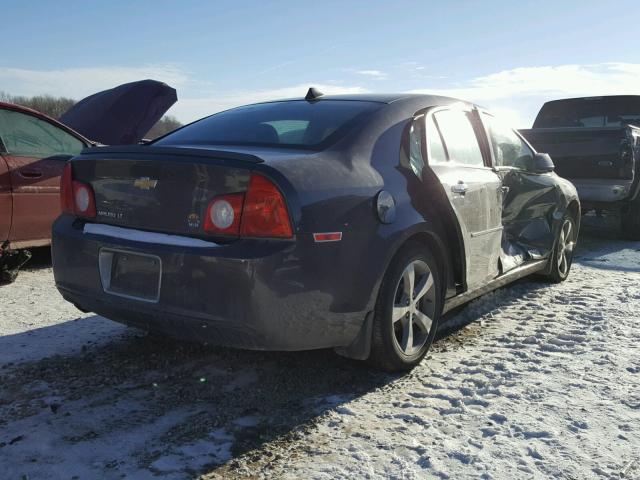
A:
0 317 400 477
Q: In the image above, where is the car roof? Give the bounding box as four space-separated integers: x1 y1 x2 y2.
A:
0 101 91 145
247 92 470 108
293 93 421 103
543 95 640 104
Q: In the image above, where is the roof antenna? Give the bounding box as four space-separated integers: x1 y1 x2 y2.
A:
305 87 324 101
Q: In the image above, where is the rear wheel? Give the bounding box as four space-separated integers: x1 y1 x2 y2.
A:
368 243 442 372
621 195 640 240
544 214 577 283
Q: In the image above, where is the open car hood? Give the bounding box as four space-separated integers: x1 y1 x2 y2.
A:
59 79 177 145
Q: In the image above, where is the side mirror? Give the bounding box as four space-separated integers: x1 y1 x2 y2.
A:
532 153 555 173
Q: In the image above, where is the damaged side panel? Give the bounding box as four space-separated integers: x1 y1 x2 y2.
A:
496 167 559 266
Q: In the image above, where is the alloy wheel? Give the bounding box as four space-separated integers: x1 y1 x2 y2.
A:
392 259 437 356
557 218 575 277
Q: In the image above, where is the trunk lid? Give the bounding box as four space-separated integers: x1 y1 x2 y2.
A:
72 146 262 237
60 80 177 145
520 126 639 180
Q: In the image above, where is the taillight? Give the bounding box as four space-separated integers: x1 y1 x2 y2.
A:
621 141 634 180
73 181 96 218
240 173 293 238
60 162 96 218
204 193 244 235
204 173 293 239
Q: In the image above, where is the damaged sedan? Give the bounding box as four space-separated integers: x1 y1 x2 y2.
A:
52 91 580 371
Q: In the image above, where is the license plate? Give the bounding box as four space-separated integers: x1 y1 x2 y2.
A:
98 249 161 302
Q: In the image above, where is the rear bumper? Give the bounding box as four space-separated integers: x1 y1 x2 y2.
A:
569 178 634 203
52 216 368 351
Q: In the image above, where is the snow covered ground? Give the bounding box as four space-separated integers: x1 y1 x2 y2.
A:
0 218 639 479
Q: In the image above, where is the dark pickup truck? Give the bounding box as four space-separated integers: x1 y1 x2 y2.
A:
520 95 640 239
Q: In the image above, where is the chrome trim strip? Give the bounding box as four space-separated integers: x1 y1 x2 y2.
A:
470 226 504 238
84 223 219 248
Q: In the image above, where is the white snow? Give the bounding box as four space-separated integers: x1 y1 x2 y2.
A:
0 222 639 479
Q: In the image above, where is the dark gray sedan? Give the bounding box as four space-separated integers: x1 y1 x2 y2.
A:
52 91 580 371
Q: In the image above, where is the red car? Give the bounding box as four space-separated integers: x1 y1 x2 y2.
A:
0 80 177 282
0 102 89 280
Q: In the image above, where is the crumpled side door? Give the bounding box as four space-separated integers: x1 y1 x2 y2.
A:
425 108 503 289
481 112 558 269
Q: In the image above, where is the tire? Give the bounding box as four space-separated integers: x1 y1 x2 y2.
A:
621 195 640 240
544 213 577 283
367 242 442 372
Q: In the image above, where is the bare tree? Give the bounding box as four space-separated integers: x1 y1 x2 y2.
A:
2 93 75 119
1 92 182 139
145 115 183 139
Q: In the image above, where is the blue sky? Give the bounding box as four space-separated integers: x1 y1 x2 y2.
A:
2 0 639 126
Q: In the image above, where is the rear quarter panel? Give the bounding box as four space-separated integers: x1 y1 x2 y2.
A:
268 102 459 315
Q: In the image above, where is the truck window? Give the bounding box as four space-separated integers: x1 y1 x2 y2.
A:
534 97 640 128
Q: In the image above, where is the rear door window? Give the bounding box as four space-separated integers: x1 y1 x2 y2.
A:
433 110 484 167
425 115 447 163
0 109 84 157
407 118 425 176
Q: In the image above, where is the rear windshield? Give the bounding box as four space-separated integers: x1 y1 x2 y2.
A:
155 100 383 149
534 97 640 128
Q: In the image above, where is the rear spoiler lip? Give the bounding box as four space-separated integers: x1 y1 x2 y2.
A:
78 145 265 164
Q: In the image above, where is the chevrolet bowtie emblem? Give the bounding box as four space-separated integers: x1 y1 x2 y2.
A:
133 177 158 190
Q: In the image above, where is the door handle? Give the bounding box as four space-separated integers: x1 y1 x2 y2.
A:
451 182 469 195
501 186 510 195
20 169 43 178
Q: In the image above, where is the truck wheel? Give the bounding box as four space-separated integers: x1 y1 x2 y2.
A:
544 214 577 283
367 243 442 372
621 195 640 240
